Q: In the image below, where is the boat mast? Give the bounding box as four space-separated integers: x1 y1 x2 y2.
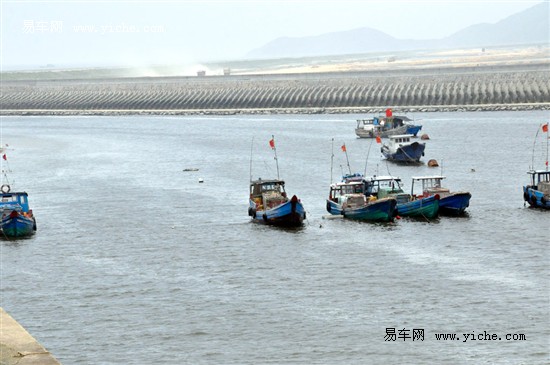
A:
531 125 542 171
343 143 352 175
330 138 334 184
546 122 549 172
363 137 375 177
249 137 254 182
271 135 280 180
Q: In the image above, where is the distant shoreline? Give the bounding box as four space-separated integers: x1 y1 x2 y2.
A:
2 47 548 116
2 103 548 116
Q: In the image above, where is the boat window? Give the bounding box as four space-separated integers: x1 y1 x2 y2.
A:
19 196 26 204
1 196 16 202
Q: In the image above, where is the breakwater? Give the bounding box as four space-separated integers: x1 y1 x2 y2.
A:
1 64 548 115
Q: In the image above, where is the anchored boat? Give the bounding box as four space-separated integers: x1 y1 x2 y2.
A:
523 122 550 209
364 175 439 219
0 188 37 237
355 109 422 139
249 179 306 226
381 134 426 163
412 176 471 215
326 179 397 222
523 170 550 209
0 149 36 238
248 136 306 227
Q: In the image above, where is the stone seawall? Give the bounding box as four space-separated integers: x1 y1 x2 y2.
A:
1 64 548 115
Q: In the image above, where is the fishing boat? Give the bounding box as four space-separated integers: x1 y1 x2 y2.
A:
0 188 37 237
326 179 397 222
355 109 422 139
248 136 306 227
381 134 426 163
411 176 471 215
0 149 37 238
364 175 439 218
523 123 550 209
248 179 306 226
523 170 550 209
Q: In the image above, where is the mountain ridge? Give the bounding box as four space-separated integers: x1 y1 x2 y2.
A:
246 2 549 59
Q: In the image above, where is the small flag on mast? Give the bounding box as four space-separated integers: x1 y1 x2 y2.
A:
269 138 275 149
543 123 549 133
376 136 382 144
341 144 346 152
2 154 6 161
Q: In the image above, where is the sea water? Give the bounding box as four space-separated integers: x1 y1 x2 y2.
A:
1 111 548 364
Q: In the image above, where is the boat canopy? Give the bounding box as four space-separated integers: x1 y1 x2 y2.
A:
412 176 446 181
0 192 30 212
250 179 286 197
367 175 401 182
527 170 550 185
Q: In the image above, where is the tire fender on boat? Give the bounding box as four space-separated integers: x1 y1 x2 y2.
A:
523 191 529 202
0 184 10 193
542 196 547 205
262 213 268 222
326 201 331 213
530 195 537 205
248 207 256 217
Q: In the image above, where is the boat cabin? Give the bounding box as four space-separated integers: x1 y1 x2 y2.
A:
329 181 365 204
0 192 31 217
527 170 550 194
356 116 411 130
388 134 413 147
411 176 450 196
365 175 410 203
250 179 288 210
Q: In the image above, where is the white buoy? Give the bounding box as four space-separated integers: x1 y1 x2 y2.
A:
198 178 204 183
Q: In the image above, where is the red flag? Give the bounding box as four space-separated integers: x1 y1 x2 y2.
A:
269 138 275 149
543 123 549 133
341 144 346 152
2 154 6 161
376 136 382 144
385 108 392 117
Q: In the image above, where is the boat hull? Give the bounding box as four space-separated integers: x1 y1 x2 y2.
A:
397 195 439 218
382 142 425 162
439 192 471 215
523 186 550 209
1 214 36 237
249 198 306 227
342 198 397 222
326 199 343 215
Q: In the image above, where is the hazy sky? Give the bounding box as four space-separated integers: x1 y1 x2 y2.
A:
0 0 544 69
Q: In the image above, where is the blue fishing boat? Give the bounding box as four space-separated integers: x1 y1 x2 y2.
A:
523 123 550 209
0 188 36 237
364 175 439 218
412 176 471 215
249 179 305 226
326 180 397 222
248 135 306 227
355 109 422 138
381 134 426 163
523 170 550 209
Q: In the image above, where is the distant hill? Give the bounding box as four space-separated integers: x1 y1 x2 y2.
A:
246 2 549 59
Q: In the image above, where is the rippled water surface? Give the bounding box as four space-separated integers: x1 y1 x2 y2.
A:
1 111 548 364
